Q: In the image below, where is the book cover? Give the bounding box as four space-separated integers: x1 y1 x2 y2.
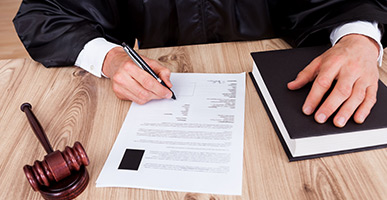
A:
249 45 387 161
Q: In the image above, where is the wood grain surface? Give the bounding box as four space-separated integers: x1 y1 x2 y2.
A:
0 0 28 59
0 39 386 200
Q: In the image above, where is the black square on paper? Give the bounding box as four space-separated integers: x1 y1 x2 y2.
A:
118 149 145 170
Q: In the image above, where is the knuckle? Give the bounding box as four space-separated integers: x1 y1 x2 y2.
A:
354 89 366 102
339 108 351 117
365 85 378 106
297 70 307 79
135 99 147 105
366 96 377 106
112 73 125 85
112 84 120 94
312 56 322 63
142 77 155 89
337 84 352 98
319 100 336 115
115 94 126 100
112 86 125 100
316 76 331 89
330 54 344 64
123 63 133 71
323 103 336 114
137 89 151 102
161 67 171 74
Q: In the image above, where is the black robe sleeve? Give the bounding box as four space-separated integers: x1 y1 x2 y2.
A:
13 0 387 68
269 0 387 48
13 0 138 67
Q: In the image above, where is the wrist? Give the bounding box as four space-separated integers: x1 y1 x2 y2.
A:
102 47 123 78
339 34 380 60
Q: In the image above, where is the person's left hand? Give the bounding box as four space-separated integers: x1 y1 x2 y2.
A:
287 34 380 127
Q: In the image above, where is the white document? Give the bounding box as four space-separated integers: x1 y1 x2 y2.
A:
96 73 246 195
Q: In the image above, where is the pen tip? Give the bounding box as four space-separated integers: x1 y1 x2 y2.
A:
171 93 176 100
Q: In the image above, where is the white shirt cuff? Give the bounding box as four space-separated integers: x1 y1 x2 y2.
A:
330 21 383 66
75 37 120 77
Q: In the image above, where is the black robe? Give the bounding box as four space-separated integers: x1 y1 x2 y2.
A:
13 0 387 67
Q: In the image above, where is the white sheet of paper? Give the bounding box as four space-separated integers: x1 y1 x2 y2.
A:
96 73 246 195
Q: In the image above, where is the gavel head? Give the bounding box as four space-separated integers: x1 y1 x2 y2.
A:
23 142 89 191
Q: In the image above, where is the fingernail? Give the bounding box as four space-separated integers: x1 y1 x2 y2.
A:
316 113 327 123
303 106 313 115
336 116 346 127
357 113 365 123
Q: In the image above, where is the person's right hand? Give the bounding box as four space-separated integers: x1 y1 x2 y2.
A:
102 47 173 104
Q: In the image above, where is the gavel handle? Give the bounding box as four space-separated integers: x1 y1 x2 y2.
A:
21 103 54 154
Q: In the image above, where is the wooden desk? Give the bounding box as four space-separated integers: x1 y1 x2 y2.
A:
0 39 386 199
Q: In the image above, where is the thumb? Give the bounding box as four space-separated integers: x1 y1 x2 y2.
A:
287 58 320 90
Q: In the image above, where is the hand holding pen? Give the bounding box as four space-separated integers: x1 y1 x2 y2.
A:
101 43 176 104
122 43 176 100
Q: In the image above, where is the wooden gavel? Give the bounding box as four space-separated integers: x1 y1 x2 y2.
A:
21 103 90 199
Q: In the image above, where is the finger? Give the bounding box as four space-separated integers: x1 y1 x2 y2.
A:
302 63 340 116
111 70 160 104
159 69 172 88
332 79 367 127
353 84 378 124
146 59 173 88
287 58 320 90
114 84 147 104
128 64 172 99
314 72 357 124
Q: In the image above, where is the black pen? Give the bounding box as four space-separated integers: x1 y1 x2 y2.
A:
122 42 176 100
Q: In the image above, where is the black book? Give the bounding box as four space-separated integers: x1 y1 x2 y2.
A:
249 45 387 161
